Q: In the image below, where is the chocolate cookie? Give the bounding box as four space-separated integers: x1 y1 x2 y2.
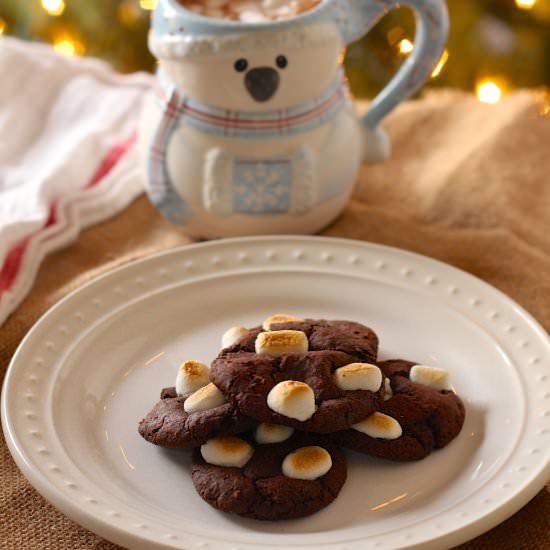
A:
138 387 255 448
210 317 383 433
334 359 465 461
211 348 385 432
226 318 378 363
191 432 347 521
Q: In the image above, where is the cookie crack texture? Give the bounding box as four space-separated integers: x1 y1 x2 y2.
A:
210 320 383 433
138 388 254 448
333 359 465 461
191 435 347 521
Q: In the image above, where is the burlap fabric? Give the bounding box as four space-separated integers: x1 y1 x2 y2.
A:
1 90 549 548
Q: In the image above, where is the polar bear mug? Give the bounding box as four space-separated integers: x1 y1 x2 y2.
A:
140 0 448 237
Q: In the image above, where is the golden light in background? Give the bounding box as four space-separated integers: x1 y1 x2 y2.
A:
431 49 449 78
139 0 158 10
398 39 414 54
476 80 503 104
515 0 536 10
118 0 142 26
0 19 6 35
41 0 66 16
53 36 85 57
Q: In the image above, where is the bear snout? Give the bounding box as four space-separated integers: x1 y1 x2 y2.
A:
244 67 280 102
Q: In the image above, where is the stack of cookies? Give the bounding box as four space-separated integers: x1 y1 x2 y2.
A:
139 315 465 520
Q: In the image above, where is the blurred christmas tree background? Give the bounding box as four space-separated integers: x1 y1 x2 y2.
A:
0 0 548 104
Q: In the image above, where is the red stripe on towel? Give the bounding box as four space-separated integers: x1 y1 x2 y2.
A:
0 132 136 294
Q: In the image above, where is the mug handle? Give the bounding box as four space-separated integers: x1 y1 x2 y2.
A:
336 0 449 129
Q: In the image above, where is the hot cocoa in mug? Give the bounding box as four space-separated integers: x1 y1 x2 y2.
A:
177 0 321 22
140 0 449 237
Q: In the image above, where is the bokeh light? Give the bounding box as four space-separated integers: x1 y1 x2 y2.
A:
398 39 414 54
53 36 85 57
41 0 66 17
0 1 548 94
139 0 157 10
515 0 537 10
476 80 503 104
431 49 449 78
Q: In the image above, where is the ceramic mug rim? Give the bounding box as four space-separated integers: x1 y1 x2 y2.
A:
164 0 331 30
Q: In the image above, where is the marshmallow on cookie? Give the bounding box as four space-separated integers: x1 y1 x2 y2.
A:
255 423 294 444
267 380 316 421
201 436 253 468
383 377 393 401
410 365 451 391
333 363 382 392
255 330 308 357
282 446 332 480
352 412 402 440
184 382 226 413
262 313 304 331
176 360 210 396
221 326 249 349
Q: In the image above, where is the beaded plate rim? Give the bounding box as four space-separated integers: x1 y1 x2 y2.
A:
2 235 550 550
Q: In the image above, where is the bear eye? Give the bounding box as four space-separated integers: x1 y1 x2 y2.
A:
234 58 248 72
276 55 288 69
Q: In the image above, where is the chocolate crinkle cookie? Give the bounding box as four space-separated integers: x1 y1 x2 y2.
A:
138 359 255 448
138 315 468 523
225 317 378 363
333 359 465 461
191 430 347 521
210 317 383 433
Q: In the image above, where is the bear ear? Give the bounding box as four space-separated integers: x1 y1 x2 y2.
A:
331 0 383 46
151 0 181 37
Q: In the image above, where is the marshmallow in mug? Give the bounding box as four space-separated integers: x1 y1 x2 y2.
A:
179 0 321 22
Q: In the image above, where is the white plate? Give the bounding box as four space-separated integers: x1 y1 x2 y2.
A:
2 236 550 550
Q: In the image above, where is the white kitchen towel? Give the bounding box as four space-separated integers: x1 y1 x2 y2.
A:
0 37 154 325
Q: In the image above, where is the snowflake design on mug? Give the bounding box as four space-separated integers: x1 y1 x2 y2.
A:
232 159 292 214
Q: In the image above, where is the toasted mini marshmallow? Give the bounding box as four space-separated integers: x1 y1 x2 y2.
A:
254 423 294 444
282 446 332 480
184 383 225 414
352 412 402 440
333 363 382 392
266 380 316 421
255 330 308 357
200 436 253 468
262 314 304 331
383 377 393 401
221 326 248 349
410 365 451 391
176 360 210 396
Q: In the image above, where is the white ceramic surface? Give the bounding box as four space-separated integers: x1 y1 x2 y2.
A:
2 236 550 550
141 0 448 236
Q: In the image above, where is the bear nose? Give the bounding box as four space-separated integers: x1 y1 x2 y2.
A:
244 67 280 102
